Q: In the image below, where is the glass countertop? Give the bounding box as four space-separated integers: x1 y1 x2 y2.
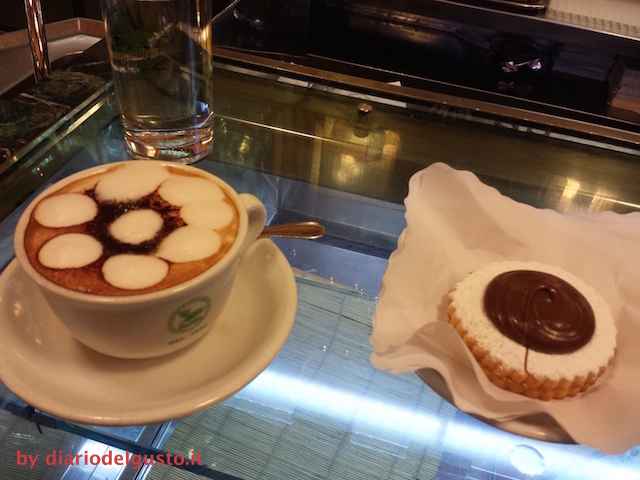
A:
1 57 640 480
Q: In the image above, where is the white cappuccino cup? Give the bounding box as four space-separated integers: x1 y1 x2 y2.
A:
13 161 267 358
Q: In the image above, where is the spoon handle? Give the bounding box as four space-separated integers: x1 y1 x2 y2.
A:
260 221 325 240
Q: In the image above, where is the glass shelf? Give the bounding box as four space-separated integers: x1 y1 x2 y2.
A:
1 54 640 480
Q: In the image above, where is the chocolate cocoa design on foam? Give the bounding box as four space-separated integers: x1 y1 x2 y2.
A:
483 270 596 361
24 163 239 296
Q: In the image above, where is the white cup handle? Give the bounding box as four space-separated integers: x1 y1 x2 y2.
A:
238 193 267 254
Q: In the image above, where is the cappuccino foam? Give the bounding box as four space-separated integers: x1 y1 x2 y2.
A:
24 163 240 296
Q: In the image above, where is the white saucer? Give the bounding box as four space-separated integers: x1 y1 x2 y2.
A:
0 238 297 426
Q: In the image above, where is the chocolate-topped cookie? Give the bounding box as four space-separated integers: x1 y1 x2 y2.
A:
448 261 617 401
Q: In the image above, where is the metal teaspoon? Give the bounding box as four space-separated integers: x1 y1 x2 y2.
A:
259 221 325 240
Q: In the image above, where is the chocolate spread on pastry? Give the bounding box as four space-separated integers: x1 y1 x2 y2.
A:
483 270 595 355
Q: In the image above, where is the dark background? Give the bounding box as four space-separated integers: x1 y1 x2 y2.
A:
1 0 102 32
1 0 234 32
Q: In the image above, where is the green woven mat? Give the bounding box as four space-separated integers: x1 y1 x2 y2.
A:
146 278 456 480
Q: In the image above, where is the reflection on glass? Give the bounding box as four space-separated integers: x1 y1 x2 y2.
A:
320 107 401 193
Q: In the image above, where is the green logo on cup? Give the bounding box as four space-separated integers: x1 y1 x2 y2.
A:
168 297 211 334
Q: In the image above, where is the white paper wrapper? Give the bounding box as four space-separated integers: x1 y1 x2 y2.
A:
370 163 640 455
